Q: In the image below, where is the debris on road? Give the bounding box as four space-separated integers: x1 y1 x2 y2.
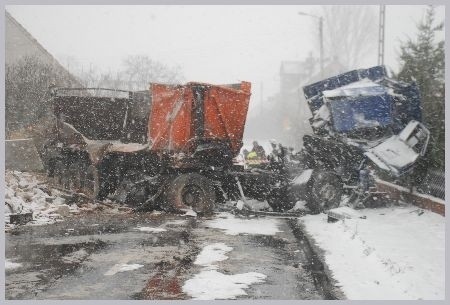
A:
5 170 79 229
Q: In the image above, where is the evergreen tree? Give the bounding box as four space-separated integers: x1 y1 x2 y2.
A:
396 6 445 170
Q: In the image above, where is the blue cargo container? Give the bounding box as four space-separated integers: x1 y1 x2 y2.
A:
303 65 422 135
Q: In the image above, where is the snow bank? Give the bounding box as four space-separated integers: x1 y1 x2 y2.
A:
5 259 22 270
183 242 266 300
300 205 445 300
5 170 79 229
134 226 167 233
206 212 282 235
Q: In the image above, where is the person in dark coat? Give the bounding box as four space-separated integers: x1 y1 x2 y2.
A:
251 141 266 160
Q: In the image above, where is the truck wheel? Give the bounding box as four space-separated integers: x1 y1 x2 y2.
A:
165 173 216 215
267 189 296 212
306 171 343 214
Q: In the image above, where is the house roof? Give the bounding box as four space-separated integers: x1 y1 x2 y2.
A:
5 10 82 86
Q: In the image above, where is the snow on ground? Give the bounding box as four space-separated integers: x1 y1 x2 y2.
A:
134 226 167 233
104 263 144 276
5 259 22 270
206 212 282 236
5 170 79 229
181 208 197 217
183 242 267 300
193 243 233 266
300 205 445 300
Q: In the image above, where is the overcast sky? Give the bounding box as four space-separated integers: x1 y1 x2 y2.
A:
6 5 445 111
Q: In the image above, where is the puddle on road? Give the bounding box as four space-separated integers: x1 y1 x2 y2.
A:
6 239 107 277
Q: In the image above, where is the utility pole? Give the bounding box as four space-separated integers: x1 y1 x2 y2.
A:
298 12 324 78
378 5 386 65
319 16 324 78
260 82 263 115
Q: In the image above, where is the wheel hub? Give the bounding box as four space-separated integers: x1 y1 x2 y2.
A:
320 184 337 202
182 185 203 207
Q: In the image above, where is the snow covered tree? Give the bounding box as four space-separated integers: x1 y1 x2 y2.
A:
396 6 445 170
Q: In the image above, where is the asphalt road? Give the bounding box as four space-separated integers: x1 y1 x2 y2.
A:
5 209 338 300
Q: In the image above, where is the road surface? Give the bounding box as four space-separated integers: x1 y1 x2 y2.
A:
5 208 342 300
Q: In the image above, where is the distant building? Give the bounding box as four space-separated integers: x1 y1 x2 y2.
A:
278 56 346 148
5 11 82 136
5 10 80 85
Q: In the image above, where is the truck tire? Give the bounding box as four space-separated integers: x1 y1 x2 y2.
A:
267 189 296 212
306 171 343 214
165 173 216 215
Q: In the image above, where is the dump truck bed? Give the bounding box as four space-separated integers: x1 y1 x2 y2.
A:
149 81 251 156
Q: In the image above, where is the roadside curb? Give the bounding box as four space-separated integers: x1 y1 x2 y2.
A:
375 180 445 216
288 219 346 300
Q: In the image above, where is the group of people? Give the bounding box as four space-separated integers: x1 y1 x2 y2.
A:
242 140 295 165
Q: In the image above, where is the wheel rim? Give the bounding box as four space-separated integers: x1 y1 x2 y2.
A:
313 178 341 210
181 184 205 209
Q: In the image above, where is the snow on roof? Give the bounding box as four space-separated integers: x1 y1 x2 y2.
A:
323 78 387 98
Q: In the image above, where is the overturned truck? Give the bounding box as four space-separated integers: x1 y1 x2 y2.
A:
42 82 257 214
281 65 431 213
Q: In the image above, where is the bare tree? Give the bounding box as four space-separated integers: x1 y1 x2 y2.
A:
5 56 74 136
320 6 378 70
76 55 183 91
121 55 183 90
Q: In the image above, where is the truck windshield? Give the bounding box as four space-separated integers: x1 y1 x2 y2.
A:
328 94 392 134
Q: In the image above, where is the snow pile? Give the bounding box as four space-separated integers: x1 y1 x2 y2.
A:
5 259 22 270
194 243 233 266
292 169 313 185
183 243 266 300
134 226 167 233
5 170 78 228
300 205 445 300
322 79 387 98
206 212 282 236
104 263 144 276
